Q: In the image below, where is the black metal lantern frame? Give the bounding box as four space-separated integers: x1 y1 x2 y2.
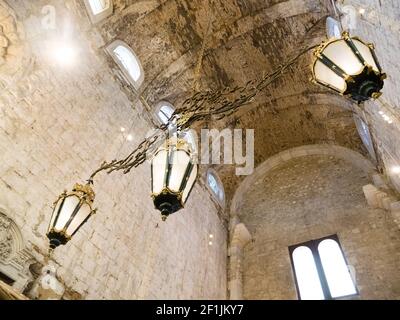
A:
312 31 386 102
151 138 198 221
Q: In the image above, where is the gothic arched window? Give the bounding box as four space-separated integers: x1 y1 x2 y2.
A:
107 41 144 89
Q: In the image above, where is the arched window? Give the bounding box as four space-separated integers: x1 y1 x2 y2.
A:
289 235 357 300
206 169 224 205
318 239 357 298
84 0 113 23
292 246 325 300
326 17 342 39
157 102 175 125
155 102 197 152
107 41 144 89
353 114 377 161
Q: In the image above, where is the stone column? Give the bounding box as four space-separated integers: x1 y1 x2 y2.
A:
362 181 400 229
228 222 251 300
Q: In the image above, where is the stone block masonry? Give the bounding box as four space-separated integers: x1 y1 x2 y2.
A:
0 0 227 299
238 154 400 299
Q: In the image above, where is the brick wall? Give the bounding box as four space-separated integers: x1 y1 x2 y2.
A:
0 0 227 299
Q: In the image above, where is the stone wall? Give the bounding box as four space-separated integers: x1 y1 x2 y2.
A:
339 0 400 192
235 150 400 299
0 0 227 299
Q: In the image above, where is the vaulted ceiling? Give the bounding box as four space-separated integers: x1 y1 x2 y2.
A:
85 0 366 207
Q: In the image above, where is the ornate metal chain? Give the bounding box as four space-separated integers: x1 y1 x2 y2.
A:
88 44 319 183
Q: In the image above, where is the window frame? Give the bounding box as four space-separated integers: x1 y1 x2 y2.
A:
205 169 225 207
156 101 175 125
326 16 342 39
84 0 113 24
288 234 358 300
106 40 144 90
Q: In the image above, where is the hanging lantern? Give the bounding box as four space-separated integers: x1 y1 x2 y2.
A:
312 31 386 102
151 137 198 221
47 183 96 249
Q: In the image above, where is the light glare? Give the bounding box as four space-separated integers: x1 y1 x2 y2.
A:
50 42 78 67
392 166 400 175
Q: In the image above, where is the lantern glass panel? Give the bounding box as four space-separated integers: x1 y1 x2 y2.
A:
182 164 197 203
352 39 379 72
314 60 346 92
152 149 168 194
323 40 363 75
65 202 91 236
48 199 62 233
54 195 80 231
168 150 190 192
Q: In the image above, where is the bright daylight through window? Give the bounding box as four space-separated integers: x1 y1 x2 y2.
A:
290 236 357 300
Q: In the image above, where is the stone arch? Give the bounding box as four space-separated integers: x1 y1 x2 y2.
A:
231 144 376 215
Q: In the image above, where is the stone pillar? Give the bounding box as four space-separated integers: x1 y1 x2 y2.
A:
228 222 251 300
363 182 400 229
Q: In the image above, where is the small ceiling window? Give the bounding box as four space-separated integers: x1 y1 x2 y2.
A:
89 0 108 15
157 102 175 125
326 17 342 39
155 102 198 153
84 0 113 23
289 235 357 300
206 169 224 205
107 41 144 89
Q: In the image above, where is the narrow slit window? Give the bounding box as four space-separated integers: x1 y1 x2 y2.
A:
207 170 224 204
289 235 357 300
